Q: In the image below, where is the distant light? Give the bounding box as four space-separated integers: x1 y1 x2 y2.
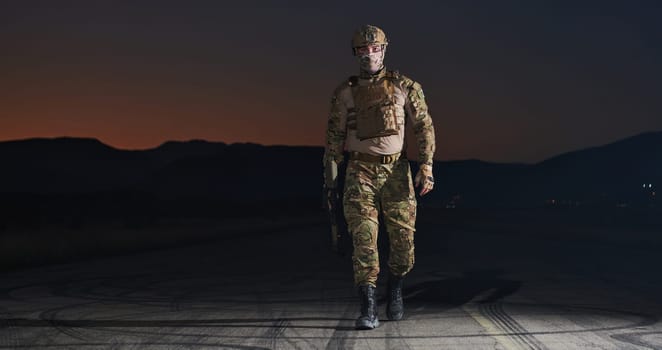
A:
643 184 647 188
650 184 653 188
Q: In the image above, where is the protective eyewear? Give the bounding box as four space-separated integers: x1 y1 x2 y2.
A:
354 44 384 56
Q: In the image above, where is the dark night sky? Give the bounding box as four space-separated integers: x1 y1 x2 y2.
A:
1 1 661 163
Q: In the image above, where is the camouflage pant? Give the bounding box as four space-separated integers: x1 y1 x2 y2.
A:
343 158 417 287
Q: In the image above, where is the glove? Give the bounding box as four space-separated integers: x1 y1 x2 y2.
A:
414 163 434 196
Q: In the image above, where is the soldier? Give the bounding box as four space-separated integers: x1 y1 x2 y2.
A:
323 24 436 330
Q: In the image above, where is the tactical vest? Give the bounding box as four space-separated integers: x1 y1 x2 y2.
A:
347 71 406 141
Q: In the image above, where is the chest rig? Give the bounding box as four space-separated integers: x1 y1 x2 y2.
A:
347 71 406 141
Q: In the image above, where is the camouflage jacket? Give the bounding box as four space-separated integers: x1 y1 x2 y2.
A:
323 69 436 182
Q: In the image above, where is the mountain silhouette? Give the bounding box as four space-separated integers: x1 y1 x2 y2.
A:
516 131 662 206
0 132 660 208
418 131 662 207
145 140 229 164
0 137 151 193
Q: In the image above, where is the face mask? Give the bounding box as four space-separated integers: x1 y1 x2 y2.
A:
355 45 385 74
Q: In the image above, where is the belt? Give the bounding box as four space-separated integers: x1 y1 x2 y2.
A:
350 151 403 164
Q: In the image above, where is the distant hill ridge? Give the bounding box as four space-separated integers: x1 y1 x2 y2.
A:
0 131 660 207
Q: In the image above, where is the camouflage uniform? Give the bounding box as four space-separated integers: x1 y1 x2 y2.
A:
324 25 435 329
324 68 436 287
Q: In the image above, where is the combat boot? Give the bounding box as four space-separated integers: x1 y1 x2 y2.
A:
386 274 404 321
355 284 379 330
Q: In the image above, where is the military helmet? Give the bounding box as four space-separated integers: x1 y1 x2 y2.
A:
351 25 388 52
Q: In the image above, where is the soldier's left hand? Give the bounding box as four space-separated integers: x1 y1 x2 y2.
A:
414 164 434 196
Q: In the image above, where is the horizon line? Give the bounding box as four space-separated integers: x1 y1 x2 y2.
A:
1 131 660 165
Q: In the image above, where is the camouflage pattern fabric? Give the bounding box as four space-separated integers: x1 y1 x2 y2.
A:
343 158 416 287
403 78 436 165
323 69 435 287
323 70 435 168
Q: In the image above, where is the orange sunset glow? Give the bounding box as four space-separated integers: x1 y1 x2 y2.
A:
2 2 662 162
